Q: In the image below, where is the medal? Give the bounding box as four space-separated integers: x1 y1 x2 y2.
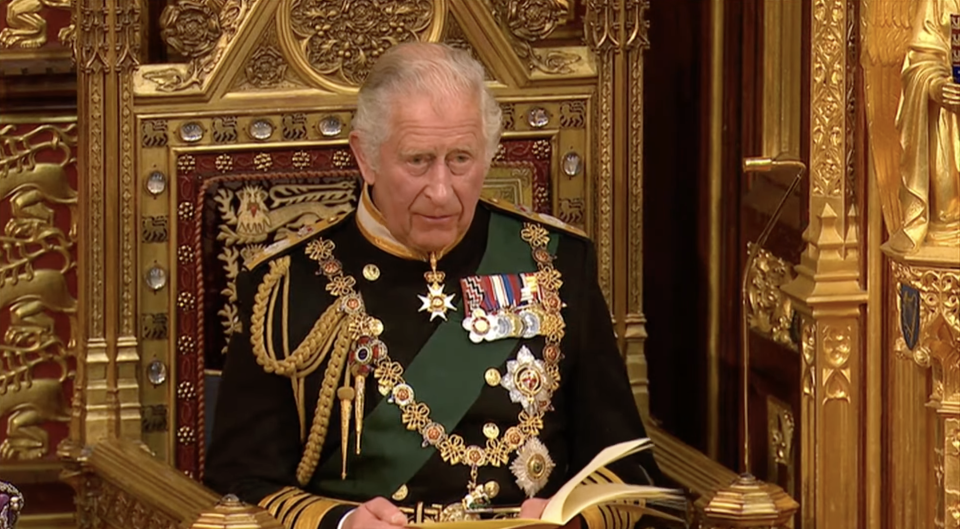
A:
418 252 456 321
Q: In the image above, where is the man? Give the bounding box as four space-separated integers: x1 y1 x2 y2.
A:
205 42 662 529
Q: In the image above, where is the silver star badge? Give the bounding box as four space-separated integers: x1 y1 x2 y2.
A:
500 346 554 415
418 282 457 321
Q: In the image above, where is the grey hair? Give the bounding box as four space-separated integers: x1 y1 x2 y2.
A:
352 42 502 170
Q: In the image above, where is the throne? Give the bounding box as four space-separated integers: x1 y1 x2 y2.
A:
58 2 688 527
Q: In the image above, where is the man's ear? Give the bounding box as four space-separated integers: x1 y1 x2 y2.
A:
349 131 376 186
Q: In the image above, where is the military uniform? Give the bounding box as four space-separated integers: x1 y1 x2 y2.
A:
204 186 663 529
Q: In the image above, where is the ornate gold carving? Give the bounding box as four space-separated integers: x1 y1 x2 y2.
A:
144 0 254 91
593 49 613 304
142 119 169 148
860 0 913 235
282 113 308 141
557 198 584 228
768 398 795 467
500 104 516 131
142 313 169 341
142 216 170 243
0 121 78 461
119 0 142 338
886 0 960 253
213 117 238 143
490 0 579 74
246 44 287 88
892 262 960 401
0 0 72 49
810 0 846 197
746 245 797 351
212 181 356 354
278 0 445 93
801 320 816 400
822 324 852 402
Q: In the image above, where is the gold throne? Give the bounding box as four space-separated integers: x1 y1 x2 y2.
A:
57 1 667 527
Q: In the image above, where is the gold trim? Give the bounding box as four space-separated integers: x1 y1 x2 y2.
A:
866 140 883 529
706 0 724 462
0 114 77 124
16 513 76 529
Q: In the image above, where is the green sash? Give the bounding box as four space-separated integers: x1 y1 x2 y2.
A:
317 212 559 499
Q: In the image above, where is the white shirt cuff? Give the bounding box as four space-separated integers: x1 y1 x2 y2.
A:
336 508 357 529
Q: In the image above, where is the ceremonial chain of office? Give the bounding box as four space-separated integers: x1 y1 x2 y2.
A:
249 221 566 505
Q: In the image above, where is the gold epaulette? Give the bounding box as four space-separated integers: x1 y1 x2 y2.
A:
481 196 587 238
243 210 352 271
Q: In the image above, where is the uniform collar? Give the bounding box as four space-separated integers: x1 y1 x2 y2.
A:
355 184 469 261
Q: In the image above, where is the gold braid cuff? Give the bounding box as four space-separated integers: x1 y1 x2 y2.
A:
259 487 355 529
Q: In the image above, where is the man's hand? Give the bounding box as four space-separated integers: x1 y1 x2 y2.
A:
931 77 960 114
342 497 408 529
518 499 581 529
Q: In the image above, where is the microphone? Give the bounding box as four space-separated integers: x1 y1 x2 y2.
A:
738 154 805 475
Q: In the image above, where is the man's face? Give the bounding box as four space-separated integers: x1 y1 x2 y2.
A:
352 92 487 254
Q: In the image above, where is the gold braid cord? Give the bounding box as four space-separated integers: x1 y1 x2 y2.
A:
259 486 357 529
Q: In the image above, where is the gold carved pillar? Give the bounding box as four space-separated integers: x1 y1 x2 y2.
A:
781 0 868 527
585 0 652 419
69 0 144 449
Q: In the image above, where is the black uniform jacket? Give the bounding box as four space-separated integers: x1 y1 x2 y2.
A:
204 197 662 528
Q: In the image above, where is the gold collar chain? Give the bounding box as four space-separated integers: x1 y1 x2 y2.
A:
305 222 566 503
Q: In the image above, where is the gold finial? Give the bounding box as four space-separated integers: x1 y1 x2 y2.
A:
698 473 799 528
190 495 284 529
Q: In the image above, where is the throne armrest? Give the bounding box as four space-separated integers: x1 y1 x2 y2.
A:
62 438 221 528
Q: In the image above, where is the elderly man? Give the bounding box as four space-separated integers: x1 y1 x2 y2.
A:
204 43 661 529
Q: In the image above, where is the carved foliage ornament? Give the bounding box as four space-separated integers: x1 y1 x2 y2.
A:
146 0 253 91
491 0 580 74
746 244 797 351
282 0 441 90
161 0 222 58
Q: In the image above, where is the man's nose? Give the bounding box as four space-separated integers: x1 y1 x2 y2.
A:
423 161 454 202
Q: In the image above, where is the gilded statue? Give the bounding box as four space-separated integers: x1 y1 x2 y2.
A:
890 0 960 252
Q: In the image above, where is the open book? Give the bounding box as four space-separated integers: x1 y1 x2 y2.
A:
410 438 685 529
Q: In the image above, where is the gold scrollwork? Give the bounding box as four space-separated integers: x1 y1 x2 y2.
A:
212 181 357 354
767 395 796 496
746 245 797 351
144 0 254 92
810 0 846 197
490 0 580 74
0 0 72 49
0 121 78 461
277 0 445 93
822 324 852 402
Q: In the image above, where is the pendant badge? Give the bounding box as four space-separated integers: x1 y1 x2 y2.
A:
418 253 456 321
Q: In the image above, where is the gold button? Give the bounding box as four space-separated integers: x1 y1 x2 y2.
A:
483 481 500 498
483 423 500 439
484 368 501 386
367 317 384 336
363 264 380 281
392 484 408 501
